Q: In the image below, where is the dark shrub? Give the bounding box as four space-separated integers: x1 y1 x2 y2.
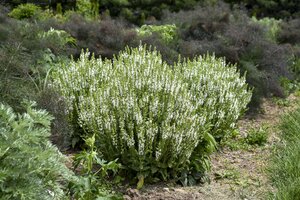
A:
162 3 294 111
50 13 137 59
224 0 300 19
278 18 300 45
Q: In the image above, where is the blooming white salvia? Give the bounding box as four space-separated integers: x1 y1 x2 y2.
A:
52 45 252 179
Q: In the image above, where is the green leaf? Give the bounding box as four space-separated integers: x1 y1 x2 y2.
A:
137 175 144 189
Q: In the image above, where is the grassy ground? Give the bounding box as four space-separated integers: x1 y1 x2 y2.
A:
269 97 300 200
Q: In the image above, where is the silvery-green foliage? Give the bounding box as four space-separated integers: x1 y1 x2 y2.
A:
177 55 252 140
137 24 178 43
0 101 74 200
39 27 76 47
53 45 251 179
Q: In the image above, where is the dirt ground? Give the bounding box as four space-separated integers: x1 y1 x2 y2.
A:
123 94 299 200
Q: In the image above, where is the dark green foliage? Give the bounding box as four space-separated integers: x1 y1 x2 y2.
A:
99 0 211 25
0 102 74 199
0 12 76 149
0 12 72 112
36 88 73 149
162 2 294 111
48 13 137 59
269 105 300 200
224 0 300 19
278 18 300 45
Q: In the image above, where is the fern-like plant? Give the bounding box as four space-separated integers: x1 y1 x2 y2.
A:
0 101 74 200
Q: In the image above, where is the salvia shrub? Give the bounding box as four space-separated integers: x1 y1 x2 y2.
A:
0 101 74 199
139 35 179 65
53 45 251 182
177 56 252 140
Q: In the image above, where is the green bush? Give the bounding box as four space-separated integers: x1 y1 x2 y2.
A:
76 0 99 19
8 3 42 20
53 45 251 183
0 101 73 199
38 27 76 47
137 24 178 44
251 17 282 42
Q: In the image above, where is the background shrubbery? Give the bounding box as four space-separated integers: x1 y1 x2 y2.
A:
224 0 300 19
0 10 75 148
161 3 295 110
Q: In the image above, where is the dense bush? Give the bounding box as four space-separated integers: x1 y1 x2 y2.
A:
278 18 300 45
0 11 74 110
98 0 216 25
52 45 251 183
0 102 74 199
47 13 137 59
178 55 251 140
224 0 300 18
162 3 294 110
0 12 76 149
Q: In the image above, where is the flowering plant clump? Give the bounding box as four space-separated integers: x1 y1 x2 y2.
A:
52 45 251 182
177 55 252 140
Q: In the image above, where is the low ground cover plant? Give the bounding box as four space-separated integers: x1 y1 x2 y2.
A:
53 45 251 185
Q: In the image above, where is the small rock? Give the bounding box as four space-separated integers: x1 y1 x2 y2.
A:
126 188 141 198
174 188 187 193
163 187 170 192
123 195 131 200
